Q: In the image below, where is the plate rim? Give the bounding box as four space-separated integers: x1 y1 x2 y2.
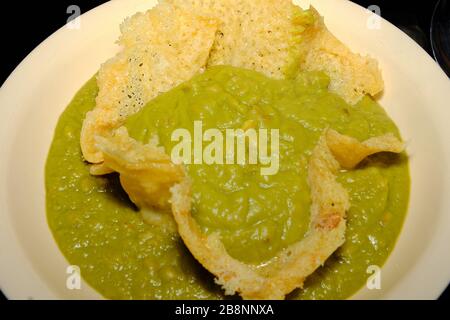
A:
1 0 449 300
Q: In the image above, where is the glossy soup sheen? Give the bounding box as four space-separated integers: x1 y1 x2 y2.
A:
46 66 409 299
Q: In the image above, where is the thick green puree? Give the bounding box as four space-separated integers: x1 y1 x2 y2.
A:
46 66 409 299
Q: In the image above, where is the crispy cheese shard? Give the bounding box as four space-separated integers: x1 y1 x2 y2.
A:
297 8 384 104
80 2 217 164
166 0 315 79
96 127 404 299
170 133 348 299
326 129 404 169
95 127 185 210
165 1 383 103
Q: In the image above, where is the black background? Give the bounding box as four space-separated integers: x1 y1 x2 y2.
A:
0 0 448 300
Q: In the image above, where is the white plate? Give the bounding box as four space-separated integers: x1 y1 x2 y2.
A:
1 0 449 300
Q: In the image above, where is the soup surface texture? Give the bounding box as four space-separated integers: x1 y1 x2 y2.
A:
46 66 409 299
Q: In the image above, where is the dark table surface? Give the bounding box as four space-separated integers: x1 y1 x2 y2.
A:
0 0 448 300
